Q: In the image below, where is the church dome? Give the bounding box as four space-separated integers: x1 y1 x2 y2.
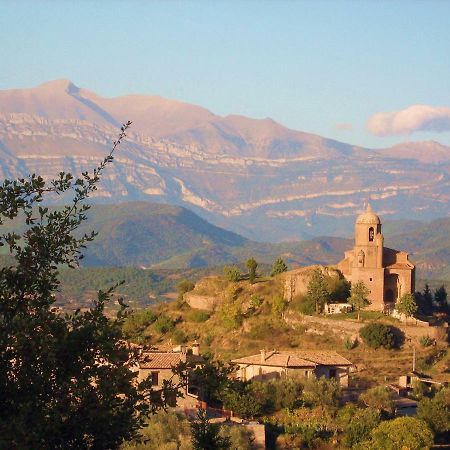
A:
356 204 380 224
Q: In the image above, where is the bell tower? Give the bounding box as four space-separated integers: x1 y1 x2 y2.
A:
350 204 385 309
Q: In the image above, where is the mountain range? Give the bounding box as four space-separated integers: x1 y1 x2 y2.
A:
1 79 450 241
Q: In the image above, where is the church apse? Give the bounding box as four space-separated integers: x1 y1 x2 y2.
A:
337 205 415 312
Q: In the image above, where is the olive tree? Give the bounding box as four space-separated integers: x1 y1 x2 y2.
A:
0 123 183 449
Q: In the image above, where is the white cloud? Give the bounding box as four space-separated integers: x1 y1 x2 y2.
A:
367 104 450 136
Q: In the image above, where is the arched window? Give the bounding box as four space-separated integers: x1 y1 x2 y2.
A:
368 227 374 242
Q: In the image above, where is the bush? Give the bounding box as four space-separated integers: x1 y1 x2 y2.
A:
172 328 188 344
359 386 394 415
122 309 157 342
291 293 315 315
249 295 263 309
303 376 341 407
344 336 358 350
419 335 435 347
345 407 381 448
188 310 210 323
224 266 241 282
154 315 175 334
360 322 397 349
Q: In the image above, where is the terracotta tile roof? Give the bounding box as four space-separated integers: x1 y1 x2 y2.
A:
139 352 182 369
232 350 351 368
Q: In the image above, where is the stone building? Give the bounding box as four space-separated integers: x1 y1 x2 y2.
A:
232 350 352 387
138 342 203 407
337 205 415 311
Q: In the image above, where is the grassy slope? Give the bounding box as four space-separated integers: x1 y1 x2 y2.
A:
131 274 449 386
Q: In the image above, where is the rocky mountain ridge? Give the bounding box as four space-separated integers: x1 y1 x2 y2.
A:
1 80 450 240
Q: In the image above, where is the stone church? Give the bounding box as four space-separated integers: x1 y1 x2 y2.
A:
337 205 415 311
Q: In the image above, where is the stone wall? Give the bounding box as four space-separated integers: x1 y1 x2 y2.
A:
284 265 342 301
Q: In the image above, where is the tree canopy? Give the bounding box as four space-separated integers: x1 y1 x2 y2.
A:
0 123 181 449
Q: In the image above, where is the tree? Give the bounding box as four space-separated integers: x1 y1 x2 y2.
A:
434 285 448 310
349 280 371 320
302 376 341 408
417 387 450 436
396 292 418 319
306 268 330 314
271 295 288 319
364 417 433 450
177 279 195 302
360 322 396 349
271 257 288 276
359 386 394 415
246 257 258 284
0 123 182 448
191 408 231 450
344 407 380 448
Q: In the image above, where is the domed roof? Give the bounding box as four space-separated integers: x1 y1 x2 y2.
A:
356 204 380 225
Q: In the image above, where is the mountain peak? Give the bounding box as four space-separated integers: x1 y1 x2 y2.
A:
37 79 79 94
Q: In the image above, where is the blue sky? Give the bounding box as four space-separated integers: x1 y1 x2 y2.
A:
1 0 450 148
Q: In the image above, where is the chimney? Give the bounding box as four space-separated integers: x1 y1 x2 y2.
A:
192 340 200 356
260 349 266 363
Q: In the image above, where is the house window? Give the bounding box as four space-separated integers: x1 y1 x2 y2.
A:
151 371 159 386
329 369 337 379
370 278 373 282
369 227 374 242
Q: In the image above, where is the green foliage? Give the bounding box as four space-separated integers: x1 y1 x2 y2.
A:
417 387 450 435
271 295 288 319
434 285 448 307
246 257 258 284
328 277 351 302
223 266 241 282
396 292 418 318
303 376 341 408
154 314 176 334
219 297 243 330
359 386 394 414
122 309 157 343
188 310 210 323
360 322 397 349
221 382 266 419
172 328 188 344
249 295 263 309
349 280 371 317
419 335 435 347
0 122 179 448
271 257 288 276
363 417 433 450
191 409 231 450
344 336 358 350
178 279 195 302
191 358 237 405
306 268 330 314
292 293 316 315
344 407 381 448
121 410 192 450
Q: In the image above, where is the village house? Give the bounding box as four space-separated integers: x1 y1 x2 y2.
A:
138 341 203 407
232 350 352 387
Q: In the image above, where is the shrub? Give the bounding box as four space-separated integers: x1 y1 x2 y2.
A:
188 310 210 323
417 388 450 435
224 266 241 282
360 322 397 349
345 407 381 448
271 257 288 276
419 335 434 347
122 309 157 341
172 328 188 344
154 315 175 334
249 295 263 309
219 301 243 330
177 279 195 297
344 336 358 350
359 386 394 415
291 293 315 315
303 376 341 407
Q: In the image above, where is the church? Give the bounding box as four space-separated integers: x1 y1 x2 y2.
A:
337 205 415 312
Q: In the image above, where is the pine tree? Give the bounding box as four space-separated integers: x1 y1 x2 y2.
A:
306 268 330 314
271 257 288 276
349 280 371 320
246 257 258 284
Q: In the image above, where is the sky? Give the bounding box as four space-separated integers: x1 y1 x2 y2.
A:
1 0 450 148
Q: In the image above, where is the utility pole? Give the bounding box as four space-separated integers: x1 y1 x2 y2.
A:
412 345 416 373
